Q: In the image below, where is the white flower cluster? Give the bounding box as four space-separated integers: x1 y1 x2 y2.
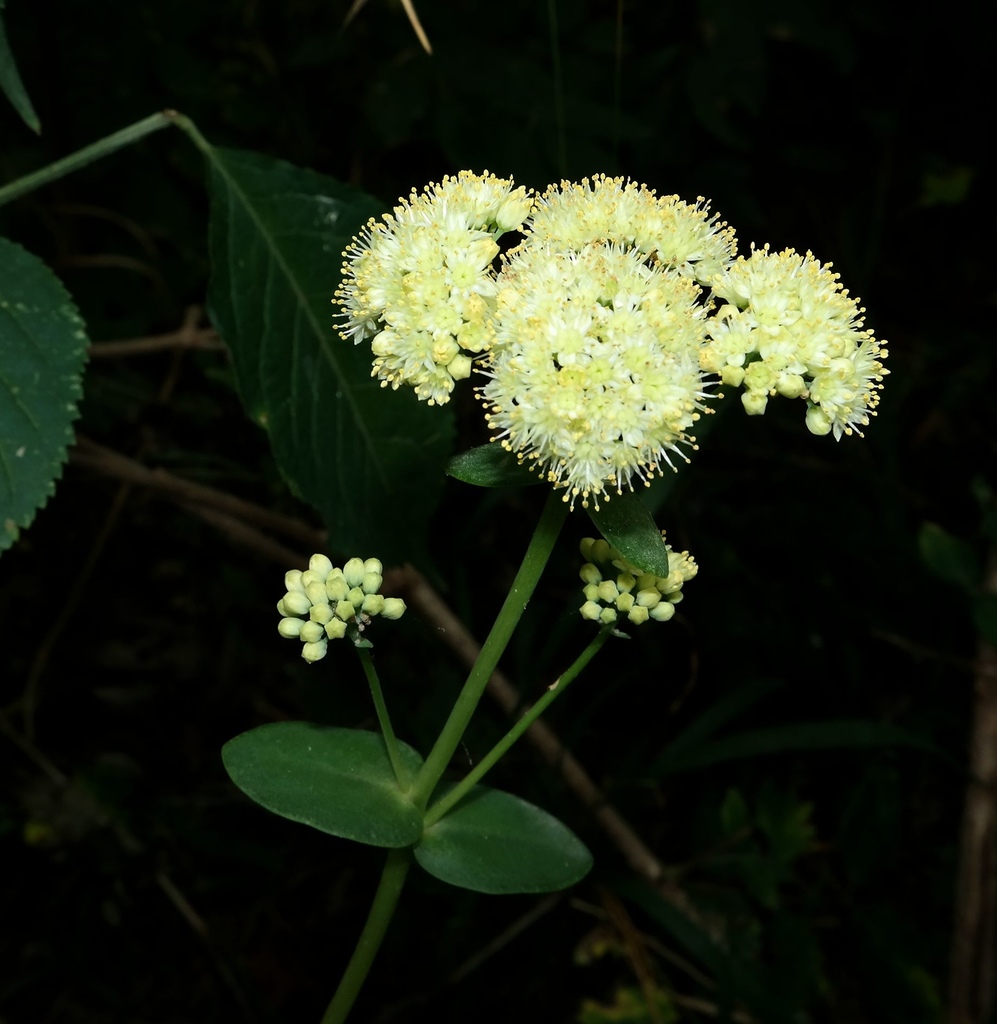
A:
336 172 887 506
277 554 406 662
704 245 888 437
578 536 697 627
335 171 533 406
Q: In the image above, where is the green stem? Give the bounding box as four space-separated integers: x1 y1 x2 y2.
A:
320 847 412 1024
0 111 178 207
410 490 569 807
357 646 410 791
424 625 611 827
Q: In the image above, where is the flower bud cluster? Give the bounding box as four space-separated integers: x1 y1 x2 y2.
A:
578 536 697 628
276 554 406 662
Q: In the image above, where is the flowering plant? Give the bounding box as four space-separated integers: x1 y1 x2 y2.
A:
219 170 887 1023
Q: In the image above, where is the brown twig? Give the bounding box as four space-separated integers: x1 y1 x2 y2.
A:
70 435 324 548
948 546 997 1024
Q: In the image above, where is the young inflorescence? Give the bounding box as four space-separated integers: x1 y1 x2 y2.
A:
578 536 698 627
277 554 406 662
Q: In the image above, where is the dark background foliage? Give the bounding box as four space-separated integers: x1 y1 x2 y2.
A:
1 1 993 1021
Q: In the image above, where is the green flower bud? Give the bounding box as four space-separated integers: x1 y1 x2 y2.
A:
282 590 311 617
309 553 334 578
805 404 833 436
596 580 618 603
364 558 383 575
650 602 676 622
381 598 406 620
325 618 348 640
599 607 618 625
299 621 326 643
776 372 806 399
300 569 324 588
301 640 328 663
721 364 745 388
362 593 385 616
309 603 334 625
580 600 602 621
449 353 474 380
591 539 613 563
616 591 635 614
635 588 661 609
636 573 658 592
278 617 304 638
579 538 596 561
583 583 601 602
741 390 768 416
348 586 366 609
579 563 602 585
343 557 366 587
627 605 650 626
284 569 305 592
362 572 383 595
616 572 636 593
335 599 356 622
305 581 327 604
327 577 350 602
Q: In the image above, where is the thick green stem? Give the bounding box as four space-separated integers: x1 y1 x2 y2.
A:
320 848 412 1024
410 490 569 807
424 625 611 827
357 646 410 791
0 111 177 207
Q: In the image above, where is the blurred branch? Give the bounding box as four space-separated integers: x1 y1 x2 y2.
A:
948 546 997 1024
89 305 225 358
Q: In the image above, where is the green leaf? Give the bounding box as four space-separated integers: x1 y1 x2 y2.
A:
654 720 943 776
199 143 454 562
415 783 592 894
588 490 668 576
446 442 540 488
918 521 980 591
222 723 425 848
0 238 89 554
973 594 997 647
0 4 40 135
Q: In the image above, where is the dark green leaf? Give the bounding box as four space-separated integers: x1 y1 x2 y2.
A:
918 521 980 591
972 594 997 647
415 783 592 894
0 238 89 553
222 723 424 848
588 490 668 576
200 145 454 562
0 5 40 134
653 677 783 774
655 720 943 775
446 442 540 488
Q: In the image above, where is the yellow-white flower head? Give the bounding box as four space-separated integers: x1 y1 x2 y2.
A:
481 241 712 508
277 554 405 661
578 535 698 627
704 246 888 438
527 175 737 285
334 171 534 405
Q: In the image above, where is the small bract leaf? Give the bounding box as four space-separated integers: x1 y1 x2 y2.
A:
446 443 540 488
222 723 424 848
415 783 592 894
0 238 89 554
588 491 668 576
